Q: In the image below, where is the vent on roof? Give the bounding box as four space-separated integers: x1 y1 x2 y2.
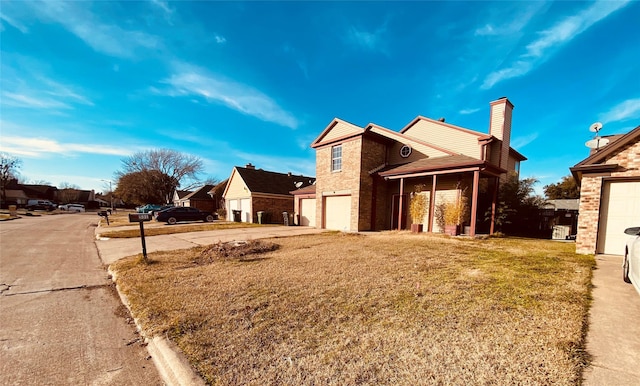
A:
438 117 445 122
288 172 292 177
245 163 255 170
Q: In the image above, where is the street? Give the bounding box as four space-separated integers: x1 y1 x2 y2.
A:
0 214 162 385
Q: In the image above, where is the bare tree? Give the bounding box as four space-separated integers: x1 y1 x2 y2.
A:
1 153 21 207
118 149 205 202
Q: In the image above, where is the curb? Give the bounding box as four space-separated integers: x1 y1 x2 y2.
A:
107 266 206 386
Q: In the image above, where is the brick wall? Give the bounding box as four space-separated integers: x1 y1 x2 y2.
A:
315 138 363 230
251 195 294 224
358 138 387 230
575 140 640 254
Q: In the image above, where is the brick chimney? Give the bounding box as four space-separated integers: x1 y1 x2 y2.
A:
489 97 514 171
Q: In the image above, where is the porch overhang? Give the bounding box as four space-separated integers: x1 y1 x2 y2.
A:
378 155 506 180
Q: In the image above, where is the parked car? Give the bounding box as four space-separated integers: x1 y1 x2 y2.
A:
155 207 216 225
26 199 57 211
136 204 162 213
150 205 174 216
66 204 85 213
623 226 640 295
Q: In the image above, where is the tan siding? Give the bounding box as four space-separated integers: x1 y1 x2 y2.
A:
402 120 481 159
223 169 250 199
489 103 505 140
369 127 449 164
321 121 363 143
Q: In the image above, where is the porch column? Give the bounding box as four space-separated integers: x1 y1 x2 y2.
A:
470 170 480 237
428 175 437 232
398 178 404 231
490 177 499 235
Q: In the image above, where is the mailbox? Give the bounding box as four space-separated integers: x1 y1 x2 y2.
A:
129 213 153 222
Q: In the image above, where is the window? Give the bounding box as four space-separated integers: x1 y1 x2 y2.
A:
331 145 342 172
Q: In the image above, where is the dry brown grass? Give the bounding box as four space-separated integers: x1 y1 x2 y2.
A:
111 233 594 385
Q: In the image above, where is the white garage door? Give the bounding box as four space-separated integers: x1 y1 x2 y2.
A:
300 198 316 227
240 198 251 222
598 181 640 255
324 195 351 231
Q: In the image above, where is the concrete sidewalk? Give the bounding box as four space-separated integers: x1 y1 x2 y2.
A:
95 225 325 265
583 254 640 385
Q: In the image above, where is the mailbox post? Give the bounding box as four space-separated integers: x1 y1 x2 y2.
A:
129 213 153 261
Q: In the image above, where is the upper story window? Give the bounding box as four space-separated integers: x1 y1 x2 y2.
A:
331 144 342 172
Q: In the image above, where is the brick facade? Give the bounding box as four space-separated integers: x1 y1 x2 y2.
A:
251 195 294 224
575 139 640 254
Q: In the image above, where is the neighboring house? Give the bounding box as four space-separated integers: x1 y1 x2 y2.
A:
570 125 640 255
541 199 580 239
180 185 216 212
207 179 229 213
222 164 315 224
172 190 192 207
304 97 526 235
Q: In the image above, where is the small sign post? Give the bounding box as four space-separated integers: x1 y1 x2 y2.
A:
128 213 153 261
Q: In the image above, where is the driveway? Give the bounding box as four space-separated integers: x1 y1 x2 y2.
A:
583 254 640 385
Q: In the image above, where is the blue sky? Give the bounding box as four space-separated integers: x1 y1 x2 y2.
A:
1 0 639 195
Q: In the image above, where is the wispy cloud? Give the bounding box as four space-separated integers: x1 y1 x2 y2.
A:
0 11 28 33
511 133 539 149
482 0 630 89
31 1 162 59
599 98 640 124
459 107 481 115
346 24 388 54
0 135 132 158
214 35 227 44
474 3 545 37
1 72 93 110
157 63 299 129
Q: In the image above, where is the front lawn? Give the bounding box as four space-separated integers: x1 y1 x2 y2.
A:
111 233 594 385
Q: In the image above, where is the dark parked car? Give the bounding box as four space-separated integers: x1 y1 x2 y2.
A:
155 207 216 225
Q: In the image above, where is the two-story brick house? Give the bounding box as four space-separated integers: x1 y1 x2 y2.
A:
300 97 526 236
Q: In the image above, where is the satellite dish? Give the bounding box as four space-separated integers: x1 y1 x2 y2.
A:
589 122 603 133
585 137 610 149
295 181 303 188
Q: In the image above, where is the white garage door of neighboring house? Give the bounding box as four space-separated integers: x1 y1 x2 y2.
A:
598 181 640 255
228 199 239 221
240 198 251 222
324 195 351 231
300 198 316 227
228 198 252 222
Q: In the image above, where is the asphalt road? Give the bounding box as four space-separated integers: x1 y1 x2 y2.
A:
0 213 162 385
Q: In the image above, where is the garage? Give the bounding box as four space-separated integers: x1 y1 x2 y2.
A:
240 198 251 222
597 180 640 255
324 195 351 231
300 198 316 227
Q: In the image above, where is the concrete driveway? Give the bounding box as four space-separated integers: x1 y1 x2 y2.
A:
583 254 640 385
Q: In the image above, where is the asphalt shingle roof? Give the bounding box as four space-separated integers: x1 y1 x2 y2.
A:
235 167 315 195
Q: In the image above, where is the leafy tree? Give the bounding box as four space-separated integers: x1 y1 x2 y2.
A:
1 153 21 207
116 149 205 204
488 172 546 235
543 175 579 199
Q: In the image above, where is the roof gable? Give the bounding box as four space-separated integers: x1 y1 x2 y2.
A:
311 118 364 148
183 185 215 200
228 166 316 196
